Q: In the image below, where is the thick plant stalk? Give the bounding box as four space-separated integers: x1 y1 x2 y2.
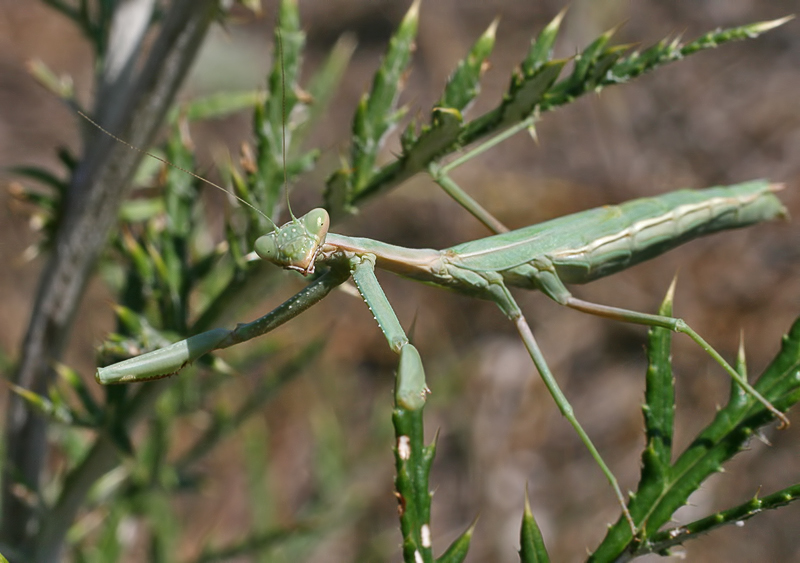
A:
0 0 219 560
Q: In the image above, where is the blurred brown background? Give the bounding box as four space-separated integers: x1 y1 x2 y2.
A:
2 1 800 561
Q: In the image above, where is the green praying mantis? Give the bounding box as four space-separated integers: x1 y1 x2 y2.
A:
90 12 793 533
94 158 789 527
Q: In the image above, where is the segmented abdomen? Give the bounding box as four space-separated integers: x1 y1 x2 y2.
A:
549 181 785 284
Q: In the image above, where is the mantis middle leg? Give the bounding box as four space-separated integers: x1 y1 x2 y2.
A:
483 278 638 532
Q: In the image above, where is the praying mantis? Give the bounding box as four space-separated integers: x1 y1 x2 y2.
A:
95 168 788 525
90 7 793 535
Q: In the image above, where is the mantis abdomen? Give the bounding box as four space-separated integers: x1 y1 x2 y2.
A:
544 181 786 284
438 181 785 287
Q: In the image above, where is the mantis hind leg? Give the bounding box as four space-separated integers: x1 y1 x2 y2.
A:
565 295 789 427
532 266 788 427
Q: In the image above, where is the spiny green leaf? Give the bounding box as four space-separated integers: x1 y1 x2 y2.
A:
251 0 305 220
96 306 178 368
681 16 794 57
524 8 567 73
588 43 630 87
519 488 550 563
292 33 357 154
328 0 419 215
393 403 433 563
500 59 566 125
592 314 800 561
565 24 621 88
436 517 476 563
438 18 497 112
119 197 165 223
113 305 164 344
347 15 791 211
54 362 102 422
326 16 485 211
352 0 419 179
119 227 155 282
728 332 750 407
169 90 266 123
144 238 171 291
646 483 800 556
8 383 74 425
394 17 497 175
26 58 75 100
609 16 794 83
750 315 800 403
640 279 676 485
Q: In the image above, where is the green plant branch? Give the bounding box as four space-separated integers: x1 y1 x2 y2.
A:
591 314 800 561
332 17 791 214
642 483 800 557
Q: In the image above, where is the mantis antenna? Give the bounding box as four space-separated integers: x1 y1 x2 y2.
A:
76 111 278 231
82 15 305 230
276 16 296 221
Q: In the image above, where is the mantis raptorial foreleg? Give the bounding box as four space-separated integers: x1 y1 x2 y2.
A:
97 268 349 383
350 255 429 410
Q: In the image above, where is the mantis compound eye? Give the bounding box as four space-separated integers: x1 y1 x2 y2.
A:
302 208 330 239
254 232 280 263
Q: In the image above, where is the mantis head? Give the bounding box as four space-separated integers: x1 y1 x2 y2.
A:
255 208 330 275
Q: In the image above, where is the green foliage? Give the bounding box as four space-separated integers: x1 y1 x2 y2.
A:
519 489 550 563
588 292 800 561
436 519 476 563
4 1 798 562
324 10 793 219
